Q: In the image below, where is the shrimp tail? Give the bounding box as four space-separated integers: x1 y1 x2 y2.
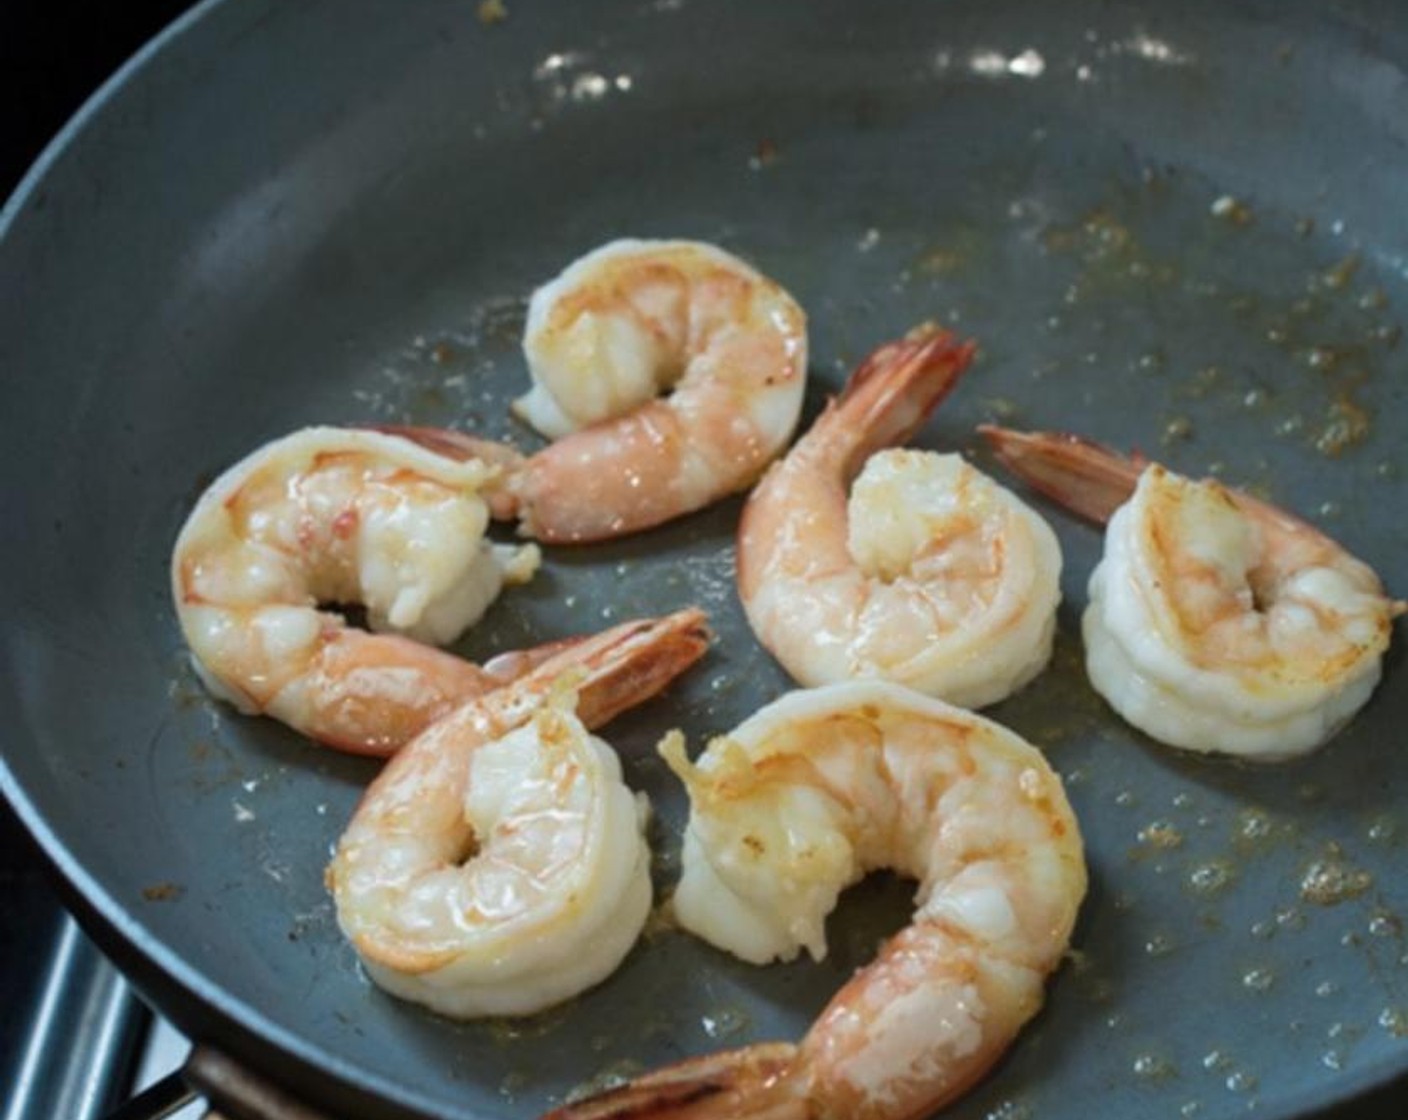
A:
983 426 1407 623
827 322 976 475
977 427 1404 593
570 608 714 729
542 1043 807 1120
484 608 713 733
479 635 588 684
977 424 1147 526
370 424 525 521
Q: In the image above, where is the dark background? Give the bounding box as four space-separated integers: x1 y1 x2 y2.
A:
2 1 195 192
2 2 1405 1117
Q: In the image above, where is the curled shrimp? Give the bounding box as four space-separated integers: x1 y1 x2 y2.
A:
981 425 1405 759
549 680 1086 1120
171 427 544 756
737 325 1064 709
396 239 808 543
327 608 711 1019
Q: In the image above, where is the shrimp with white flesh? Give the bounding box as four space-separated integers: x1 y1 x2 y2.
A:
981 425 1405 759
172 427 544 756
548 680 1086 1120
327 608 711 1019
736 325 1064 709
393 239 808 543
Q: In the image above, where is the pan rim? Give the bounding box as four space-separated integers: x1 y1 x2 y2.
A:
1 0 1406 1117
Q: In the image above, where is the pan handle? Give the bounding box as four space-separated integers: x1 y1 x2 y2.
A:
180 1045 336 1120
102 1045 336 1120
101 1071 196 1120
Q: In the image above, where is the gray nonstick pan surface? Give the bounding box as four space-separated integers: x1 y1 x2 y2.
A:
2 1 1406 1117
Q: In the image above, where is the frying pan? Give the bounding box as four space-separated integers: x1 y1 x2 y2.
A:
2 0 1406 1117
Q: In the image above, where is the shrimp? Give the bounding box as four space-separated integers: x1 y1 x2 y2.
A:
171 427 544 756
398 239 807 543
327 608 711 1019
736 325 1063 709
980 425 1405 759
548 680 1086 1120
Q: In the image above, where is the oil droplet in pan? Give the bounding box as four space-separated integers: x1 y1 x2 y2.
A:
1138 821 1184 849
1235 807 1275 845
1368 911 1402 938
1188 861 1236 895
1132 1053 1177 1082
1300 848 1373 905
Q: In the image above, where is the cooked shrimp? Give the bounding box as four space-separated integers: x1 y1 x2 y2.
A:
399 239 807 543
548 680 1086 1120
736 325 1062 709
981 425 1405 759
172 427 543 756
327 608 710 1019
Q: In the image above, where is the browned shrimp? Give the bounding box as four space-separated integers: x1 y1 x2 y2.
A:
328 609 710 1019
171 426 551 755
549 680 1086 1120
397 239 808 543
736 326 1063 709
982 425 1403 759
